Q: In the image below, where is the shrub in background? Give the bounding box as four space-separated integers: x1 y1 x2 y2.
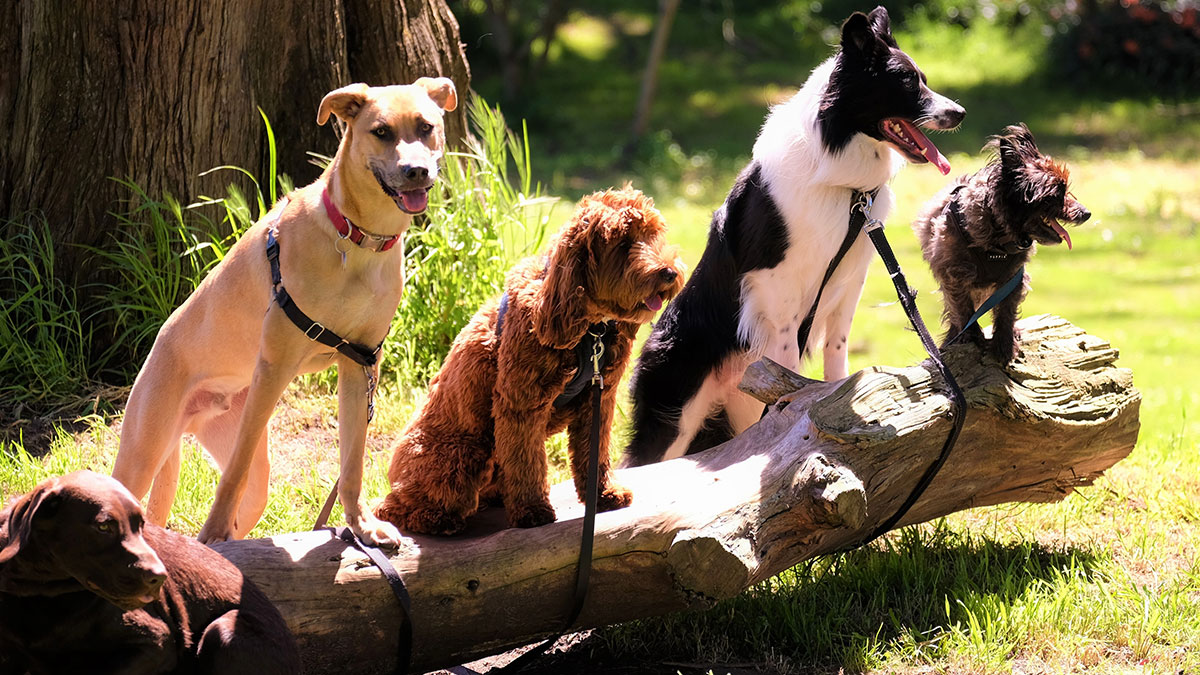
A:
387 98 556 390
1049 0 1200 93
0 98 550 417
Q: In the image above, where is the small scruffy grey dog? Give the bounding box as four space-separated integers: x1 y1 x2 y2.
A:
913 124 1090 362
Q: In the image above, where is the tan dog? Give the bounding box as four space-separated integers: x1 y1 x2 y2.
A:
112 78 457 546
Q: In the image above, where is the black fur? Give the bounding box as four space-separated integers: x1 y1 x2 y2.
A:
915 124 1091 362
624 162 786 465
818 8 963 155
624 6 965 467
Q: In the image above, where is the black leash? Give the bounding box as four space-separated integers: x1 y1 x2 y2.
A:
265 211 408 669
333 527 414 674
760 189 876 422
854 191 967 542
446 298 612 674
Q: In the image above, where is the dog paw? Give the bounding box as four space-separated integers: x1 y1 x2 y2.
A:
989 336 1019 363
350 513 407 549
597 484 633 512
376 495 468 536
508 502 556 529
196 521 234 545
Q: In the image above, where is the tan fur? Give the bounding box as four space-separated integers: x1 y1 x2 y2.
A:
112 78 457 546
375 188 686 535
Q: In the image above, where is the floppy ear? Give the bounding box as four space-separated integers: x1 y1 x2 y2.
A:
317 83 370 126
533 226 591 350
414 77 458 112
0 483 61 569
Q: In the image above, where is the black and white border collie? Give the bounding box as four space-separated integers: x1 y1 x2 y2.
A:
624 7 965 466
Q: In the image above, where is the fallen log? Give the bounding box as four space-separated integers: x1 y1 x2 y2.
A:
212 314 1140 674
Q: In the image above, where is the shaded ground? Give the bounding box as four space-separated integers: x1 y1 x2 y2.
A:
430 631 787 675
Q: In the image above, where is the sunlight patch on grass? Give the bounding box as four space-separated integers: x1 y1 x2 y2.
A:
556 12 617 62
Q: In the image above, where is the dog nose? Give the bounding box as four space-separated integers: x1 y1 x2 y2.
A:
658 267 678 283
941 105 966 128
402 164 429 182
1078 207 1091 222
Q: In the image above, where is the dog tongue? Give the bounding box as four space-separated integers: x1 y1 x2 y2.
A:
897 119 952 175
644 293 663 311
1051 221 1073 250
399 190 428 213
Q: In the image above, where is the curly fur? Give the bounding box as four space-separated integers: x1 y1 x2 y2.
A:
375 188 685 535
913 124 1091 362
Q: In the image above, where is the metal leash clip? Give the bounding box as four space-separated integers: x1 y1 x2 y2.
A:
853 191 884 232
363 364 378 423
589 327 606 389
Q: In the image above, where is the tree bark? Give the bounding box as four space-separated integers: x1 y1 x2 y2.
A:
0 0 469 281
212 315 1140 674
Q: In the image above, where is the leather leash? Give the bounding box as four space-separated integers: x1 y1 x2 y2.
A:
334 527 414 674
854 190 967 542
447 300 612 674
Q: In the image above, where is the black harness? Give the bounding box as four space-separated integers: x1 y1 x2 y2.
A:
495 291 617 409
781 188 966 545
794 188 879 354
266 229 383 369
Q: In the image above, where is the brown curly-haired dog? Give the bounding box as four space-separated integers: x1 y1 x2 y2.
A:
913 124 1090 362
376 188 686 534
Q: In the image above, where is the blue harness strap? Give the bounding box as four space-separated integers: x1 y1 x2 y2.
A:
495 291 615 409
946 265 1026 347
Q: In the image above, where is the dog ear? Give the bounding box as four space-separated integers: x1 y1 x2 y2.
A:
414 77 458 112
533 225 591 350
317 83 371 126
867 6 898 47
840 11 888 59
0 481 62 569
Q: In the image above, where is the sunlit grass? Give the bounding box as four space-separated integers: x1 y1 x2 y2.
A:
2 7 1199 673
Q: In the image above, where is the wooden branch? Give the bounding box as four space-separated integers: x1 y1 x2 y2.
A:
212 314 1139 674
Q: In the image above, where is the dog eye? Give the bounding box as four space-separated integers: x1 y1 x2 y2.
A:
371 126 391 141
417 121 434 136
95 519 116 534
902 73 919 92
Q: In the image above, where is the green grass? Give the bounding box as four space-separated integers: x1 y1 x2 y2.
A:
3 7 1200 674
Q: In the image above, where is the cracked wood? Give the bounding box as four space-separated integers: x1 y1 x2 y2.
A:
212 314 1139 674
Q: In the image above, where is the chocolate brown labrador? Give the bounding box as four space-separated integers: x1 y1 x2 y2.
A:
0 471 301 675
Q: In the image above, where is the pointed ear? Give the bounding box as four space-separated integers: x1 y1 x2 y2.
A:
533 227 590 350
414 77 458 112
867 6 894 43
317 83 370 126
841 11 887 58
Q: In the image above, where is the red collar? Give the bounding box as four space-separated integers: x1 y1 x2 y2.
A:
321 186 400 253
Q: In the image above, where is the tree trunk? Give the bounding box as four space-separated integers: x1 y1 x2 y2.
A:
212 314 1141 675
630 0 682 143
0 0 469 281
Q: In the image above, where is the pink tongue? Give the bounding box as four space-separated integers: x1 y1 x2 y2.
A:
400 190 428 213
644 294 663 311
898 119 951 175
1050 221 1073 250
